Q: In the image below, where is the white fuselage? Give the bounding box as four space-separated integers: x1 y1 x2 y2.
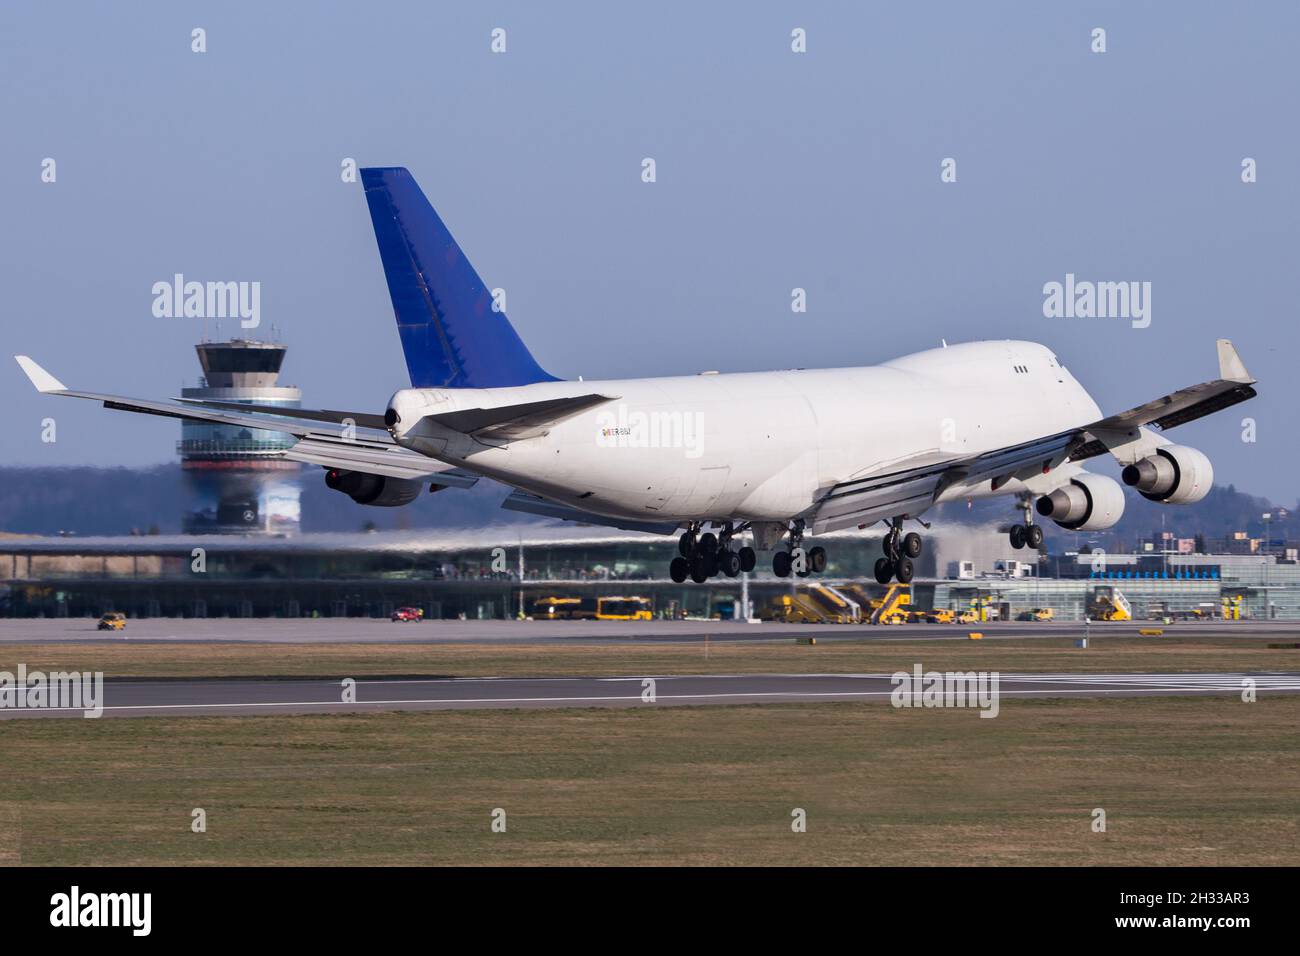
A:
387 340 1102 526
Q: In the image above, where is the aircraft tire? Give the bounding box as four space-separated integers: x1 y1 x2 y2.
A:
902 532 922 558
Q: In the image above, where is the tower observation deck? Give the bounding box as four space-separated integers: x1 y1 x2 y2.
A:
178 340 303 534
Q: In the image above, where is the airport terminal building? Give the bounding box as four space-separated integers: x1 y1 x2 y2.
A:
0 525 1296 623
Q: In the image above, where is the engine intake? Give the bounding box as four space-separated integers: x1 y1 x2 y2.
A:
1035 472 1125 531
325 469 423 507
1121 445 1212 505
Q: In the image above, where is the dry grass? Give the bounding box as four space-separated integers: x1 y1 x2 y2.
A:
0 635 1297 681
2 695 1297 866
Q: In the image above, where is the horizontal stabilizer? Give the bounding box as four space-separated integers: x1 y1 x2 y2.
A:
429 393 616 441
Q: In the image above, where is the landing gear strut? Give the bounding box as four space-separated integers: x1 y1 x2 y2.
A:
1009 496 1044 550
670 522 755 583
874 517 921 584
770 520 828 578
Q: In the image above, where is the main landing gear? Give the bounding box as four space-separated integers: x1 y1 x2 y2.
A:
669 522 757 584
873 517 922 584
770 520 828 579
1008 496 1044 550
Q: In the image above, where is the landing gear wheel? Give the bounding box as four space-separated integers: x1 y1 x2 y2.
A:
1009 524 1027 549
720 550 741 578
902 532 922 559
773 551 793 578
669 556 689 583
689 555 710 584
894 556 914 584
807 546 827 573
678 531 696 558
874 557 894 584
738 547 756 573
698 532 718 556
1027 525 1044 549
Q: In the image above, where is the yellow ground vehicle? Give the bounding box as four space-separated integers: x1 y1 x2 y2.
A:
925 608 956 624
1222 594 1243 620
97 612 126 631
870 584 911 625
1017 607 1054 622
1089 588 1131 622
531 596 594 620
595 596 653 621
958 595 998 623
763 585 860 624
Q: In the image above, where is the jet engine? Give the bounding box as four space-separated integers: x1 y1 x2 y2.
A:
325 469 424 507
1035 472 1125 531
1121 445 1213 505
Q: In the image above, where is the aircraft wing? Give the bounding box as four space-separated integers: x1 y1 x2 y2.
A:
176 398 390 431
811 340 1257 533
1067 339 1257 463
13 356 479 486
500 490 679 535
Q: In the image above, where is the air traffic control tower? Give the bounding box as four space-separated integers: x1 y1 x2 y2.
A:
178 339 303 534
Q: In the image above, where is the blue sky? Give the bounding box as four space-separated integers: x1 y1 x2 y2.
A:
2 1 1296 500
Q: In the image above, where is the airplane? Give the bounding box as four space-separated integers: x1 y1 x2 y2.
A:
15 166 1258 586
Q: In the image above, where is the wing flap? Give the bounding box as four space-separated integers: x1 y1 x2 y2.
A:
284 438 479 484
501 490 678 534
178 399 389 432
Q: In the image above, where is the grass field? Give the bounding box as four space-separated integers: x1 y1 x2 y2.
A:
1 634 1298 680
2 696 1297 866
1 635 1297 866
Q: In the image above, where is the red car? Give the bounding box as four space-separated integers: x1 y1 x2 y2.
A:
391 606 425 622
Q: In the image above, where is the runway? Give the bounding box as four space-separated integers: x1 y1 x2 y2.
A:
1 617 1297 645
5 670 1298 718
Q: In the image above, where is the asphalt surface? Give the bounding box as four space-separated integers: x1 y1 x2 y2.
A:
5 670 1299 719
2 617 1297 645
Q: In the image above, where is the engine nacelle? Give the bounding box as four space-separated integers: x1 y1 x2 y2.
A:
1121 445 1213 505
1035 472 1125 531
325 469 423 507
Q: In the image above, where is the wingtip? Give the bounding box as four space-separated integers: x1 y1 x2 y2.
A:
14 355 67 393
1216 339 1255 385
